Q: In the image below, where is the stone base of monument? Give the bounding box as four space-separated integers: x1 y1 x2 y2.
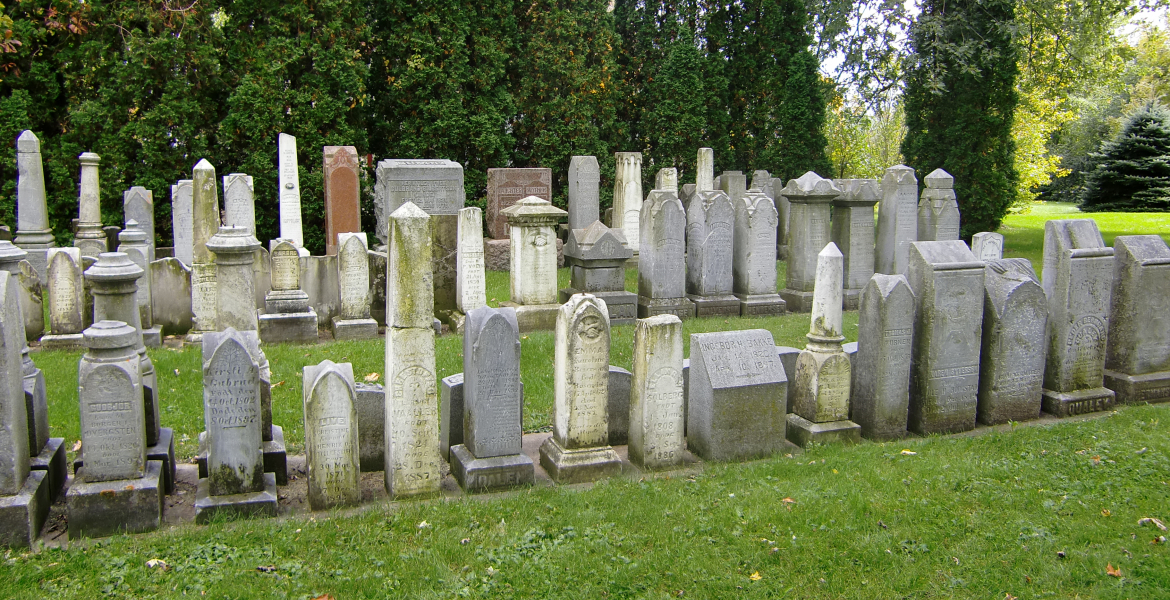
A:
777 289 815 313
538 437 622 484
142 325 163 348
30 437 66 502
76 427 177 496
1042 386 1117 417
688 294 741 318
193 472 278 524
558 289 638 325
331 317 379 340
0 470 49 548
843 288 861 311
197 425 289 486
607 366 632 445
977 397 1042 426
1104 369 1170 405
736 293 786 317
67 460 163 540
637 296 695 320
258 308 319 344
499 302 560 333
450 444 535 493
40 332 84 350
785 414 861 447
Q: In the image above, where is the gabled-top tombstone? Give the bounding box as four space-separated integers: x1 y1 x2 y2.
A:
779 172 841 312
733 188 784 316
277 133 305 250
688 329 787 461
323 146 362 256
122 187 155 262
259 239 318 343
917 169 959 242
333 232 378 340
875 165 918 275
303 360 360 510
638 190 694 319
42 247 85 349
851 273 915 440
487 168 552 240
831 179 879 309
1040 219 1116 416
568 156 601 231
561 220 637 325
978 258 1047 424
223 173 256 235
1104 235 1170 404
907 241 985 434
686 190 738 316
613 152 644 252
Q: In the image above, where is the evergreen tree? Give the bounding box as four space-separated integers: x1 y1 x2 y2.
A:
1080 103 1170 212
901 0 1019 238
772 49 833 180
642 30 708 182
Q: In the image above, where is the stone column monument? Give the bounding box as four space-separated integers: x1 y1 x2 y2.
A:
500 196 567 331
117 221 162 347
613 152 643 253
74 153 108 257
778 172 841 312
207 226 262 333
186 160 222 344
875 165 918 275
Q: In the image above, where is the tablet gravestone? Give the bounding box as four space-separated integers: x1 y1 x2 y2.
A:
831 179 879 309
779 172 841 312
875 165 917 275
978 259 1047 424
686 190 739 316
323 146 361 256
638 190 694 319
733 188 785 316
1103 235 1170 404
303 360 360 510
333 232 378 339
850 274 914 440
629 314 685 470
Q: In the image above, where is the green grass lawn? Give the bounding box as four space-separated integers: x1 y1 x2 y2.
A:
999 203 1170 273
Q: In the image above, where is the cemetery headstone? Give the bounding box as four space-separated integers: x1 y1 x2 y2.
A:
222 174 256 235
978 258 1047 424
0 242 41 341
486 168 552 240
772 176 791 258
41 248 85 349
629 314 685 470
875 165 918 275
733 188 785 316
971 232 1004 261
171 179 194 267
333 232 378 339
277 133 305 249
917 169 959 242
686 190 739 316
638 190 694 319
831 179 879 309
613 152 644 252
74 153 107 257
561 220 637 325
1103 235 1170 403
696 148 715 192
323 146 362 256
187 160 222 344
117 222 161 347
656 168 679 192
207 226 262 333
778 172 841 312
303 360 361 510
719 171 747 205
123 187 155 263
455 208 487 319
501 196 566 331
851 274 914 440
568 156 601 230
750 170 773 199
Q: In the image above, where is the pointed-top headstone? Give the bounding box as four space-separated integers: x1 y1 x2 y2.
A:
223 173 256 235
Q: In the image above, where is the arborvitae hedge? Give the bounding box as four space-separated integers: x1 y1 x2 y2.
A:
1 0 831 249
1081 104 1170 212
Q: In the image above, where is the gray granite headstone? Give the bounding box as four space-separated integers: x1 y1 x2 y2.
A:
831 179 879 308
971 232 1004 261
1104 235 1170 404
638 190 694 319
170 180 194 267
123 187 155 263
732 189 784 315
778 172 841 312
568 156 601 231
14 131 55 283
686 191 738 315
77 320 145 482
917 169 959 241
720 171 747 205
978 259 1047 424
629 314 685 469
223 174 256 235
0 271 29 495
850 274 914 440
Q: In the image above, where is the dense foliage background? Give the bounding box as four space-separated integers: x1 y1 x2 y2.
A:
0 0 832 254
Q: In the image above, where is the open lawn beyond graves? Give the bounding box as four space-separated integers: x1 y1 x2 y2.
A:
4 203 1169 598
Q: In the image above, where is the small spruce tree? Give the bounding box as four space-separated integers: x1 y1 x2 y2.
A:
1080 103 1170 212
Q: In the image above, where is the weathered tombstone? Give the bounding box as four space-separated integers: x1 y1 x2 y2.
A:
14 131 55 282
0 242 41 341
486 168 553 240
978 259 1047 424
907 241 985 434
733 188 785 316
454 208 487 323
613 152 644 253
851 274 914 440
787 244 860 446
354 382 385 471
629 314 685 470
24 344 63 503
568 156 601 231
384 202 442 497
186 160 222 344
258 239 318 343
323 146 361 256
277 133 305 250
500 196 566 331
450 306 533 492
151 258 193 335
720 171 747 205
831 179 879 309
917 169 960 242
688 329 787 461
539 294 622 482
67 320 162 539
171 179 194 267
560 220 637 325
303 360 360 510
0 270 48 547
779 172 841 312
222 173 256 235
1041 219 1116 416
80 255 96 330
638 190 694 319
123 187 155 262
686 190 739 316
194 328 278 522
971 232 1004 261
41 248 85 349
772 176 791 258
117 222 161 347
374 159 464 321
207 226 261 333
333 232 378 339
1104 235 1170 403
875 165 918 275
656 168 679 192
751 170 773 199
696 148 715 192
73 153 107 257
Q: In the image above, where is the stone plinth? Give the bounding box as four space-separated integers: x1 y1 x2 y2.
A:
194 472 277 524
260 239 318 344
68 461 161 539
0 469 48 547
831 179 879 309
207 226 261 332
778 172 841 312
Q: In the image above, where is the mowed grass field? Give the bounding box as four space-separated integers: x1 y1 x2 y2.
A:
6 203 1169 599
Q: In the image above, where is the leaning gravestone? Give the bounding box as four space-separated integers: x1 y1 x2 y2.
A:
874 165 918 275
41 248 85 349
831 179 879 309
686 190 738 316
539 294 622 483
332 232 378 339
971 232 1004 261
907 241 985 434
688 329 787 461
486 168 552 240
303 360 360 510
732 188 784 316
1041 219 1116 416
451 306 533 492
1104 235 1170 403
851 274 914 440
323 146 362 256
14 131 55 282
779 172 841 312
568 156 601 230
123 187 155 262
171 179 194 267
613 152 644 252
67 320 163 539
916 169 960 242
629 314 685 470
978 259 1047 424
638 190 694 319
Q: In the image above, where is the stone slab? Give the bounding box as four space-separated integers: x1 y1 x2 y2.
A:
354 383 385 471
1104 369 1170 404
194 472 278 524
785 414 861 447
637 296 695 320
29 437 65 503
67 461 162 539
450 444 534 493
40 333 84 350
538 437 622 484
258 309 319 344
500 302 560 333
142 325 162 348
1041 387 1116 418
487 168 552 240
607 366 632 445
0 470 48 547
737 293 786 316
331 317 379 340
688 294 741 318
777 289 816 313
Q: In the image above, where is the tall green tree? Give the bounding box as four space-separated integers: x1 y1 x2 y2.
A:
902 0 1019 238
1080 103 1170 211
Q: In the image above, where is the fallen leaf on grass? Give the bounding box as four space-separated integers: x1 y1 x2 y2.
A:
417 520 430 529
145 559 168 570
313 595 336 600
364 372 380 382
1106 563 1122 578
1091 455 1102 466
1005 594 1017 600
1139 517 1167 531
173 369 180 376
900 449 917 456
272 381 286 388
1102 509 1112 517
71 440 82 452
781 497 795 504
1152 536 1165 545
749 571 762 581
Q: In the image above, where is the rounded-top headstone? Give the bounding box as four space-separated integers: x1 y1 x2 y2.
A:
0 241 28 265
84 252 144 283
83 319 138 350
